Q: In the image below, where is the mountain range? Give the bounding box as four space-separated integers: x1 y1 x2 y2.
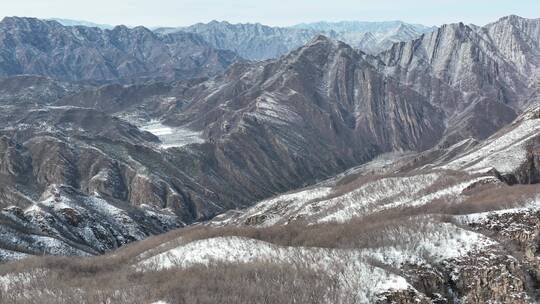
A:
48 18 115 29
0 17 239 83
158 20 435 59
0 14 538 304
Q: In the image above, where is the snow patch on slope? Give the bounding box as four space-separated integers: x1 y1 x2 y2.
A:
249 92 302 126
456 196 540 225
138 227 493 302
440 118 540 174
217 172 498 226
138 236 412 302
362 222 496 267
211 186 332 226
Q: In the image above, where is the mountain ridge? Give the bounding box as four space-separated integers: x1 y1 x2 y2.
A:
157 19 436 59
0 16 240 84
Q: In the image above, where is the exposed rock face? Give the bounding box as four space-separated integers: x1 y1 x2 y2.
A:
481 15 540 83
0 16 539 273
385 250 532 304
0 35 445 259
379 16 540 145
446 252 530 303
24 15 539 234
158 20 435 60
0 185 181 258
0 17 239 83
201 105 540 303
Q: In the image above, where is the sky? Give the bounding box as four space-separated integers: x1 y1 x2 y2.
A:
1 0 539 28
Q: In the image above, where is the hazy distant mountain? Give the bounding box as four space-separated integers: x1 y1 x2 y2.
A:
48 18 114 29
157 20 436 59
156 21 323 60
292 20 434 33
324 21 436 53
0 17 240 83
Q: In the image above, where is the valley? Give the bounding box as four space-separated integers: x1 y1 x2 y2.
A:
0 12 538 304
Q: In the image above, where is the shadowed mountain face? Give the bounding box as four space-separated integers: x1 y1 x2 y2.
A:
0 36 445 257
0 17 240 84
57 36 446 204
0 15 538 262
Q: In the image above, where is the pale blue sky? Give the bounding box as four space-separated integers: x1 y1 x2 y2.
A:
2 0 539 27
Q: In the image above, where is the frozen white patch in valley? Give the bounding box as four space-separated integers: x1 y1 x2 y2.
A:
140 120 204 149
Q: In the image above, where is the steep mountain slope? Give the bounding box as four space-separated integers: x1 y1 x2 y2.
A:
0 36 446 258
0 17 239 83
480 15 540 80
1 104 538 303
211 103 540 227
379 16 540 144
202 104 540 303
60 35 444 209
158 20 435 59
0 15 538 269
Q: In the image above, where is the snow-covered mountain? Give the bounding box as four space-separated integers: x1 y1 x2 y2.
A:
292 20 433 33
1 103 538 303
0 14 538 304
156 20 435 59
294 20 436 54
0 15 538 260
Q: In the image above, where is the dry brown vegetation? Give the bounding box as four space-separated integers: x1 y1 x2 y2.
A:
1 168 538 303
0 259 336 304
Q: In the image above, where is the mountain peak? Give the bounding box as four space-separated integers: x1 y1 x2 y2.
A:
1 16 52 26
499 14 526 22
490 14 540 27
308 34 335 45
